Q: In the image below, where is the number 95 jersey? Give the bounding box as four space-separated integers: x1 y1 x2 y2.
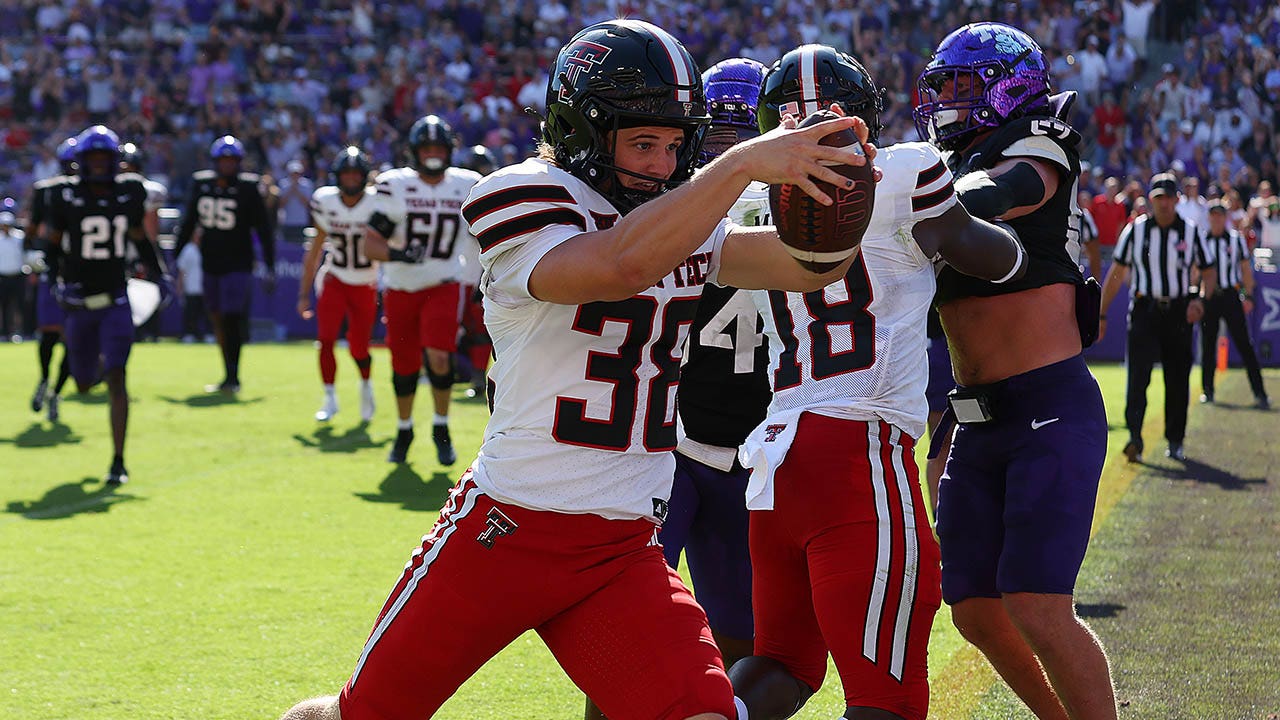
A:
372 166 482 291
310 185 379 286
462 158 727 522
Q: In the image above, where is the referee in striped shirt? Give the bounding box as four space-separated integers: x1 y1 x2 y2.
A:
1199 199 1270 409
1100 173 1217 461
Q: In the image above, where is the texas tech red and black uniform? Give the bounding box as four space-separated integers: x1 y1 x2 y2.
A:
739 143 951 717
175 170 274 276
337 157 731 720
936 113 1085 303
310 185 379 384
47 174 149 384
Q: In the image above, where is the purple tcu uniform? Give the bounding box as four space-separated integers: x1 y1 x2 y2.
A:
176 169 274 313
918 27 1107 604
48 174 148 385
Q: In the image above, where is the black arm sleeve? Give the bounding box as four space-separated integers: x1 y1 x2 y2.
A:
174 188 198 256
954 162 1047 221
251 185 276 272
368 211 397 239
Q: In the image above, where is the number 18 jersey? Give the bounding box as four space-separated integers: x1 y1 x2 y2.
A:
372 166 481 292
462 158 728 522
310 186 378 286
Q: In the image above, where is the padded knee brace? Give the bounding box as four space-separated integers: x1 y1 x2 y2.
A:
392 371 419 397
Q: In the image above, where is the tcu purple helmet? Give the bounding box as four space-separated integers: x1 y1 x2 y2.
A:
74 125 121 183
56 137 79 174
914 23 1051 151
699 58 766 165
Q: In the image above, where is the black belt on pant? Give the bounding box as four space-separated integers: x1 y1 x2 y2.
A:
1134 294 1188 311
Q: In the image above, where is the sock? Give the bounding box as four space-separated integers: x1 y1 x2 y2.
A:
734 697 749 720
223 313 244 382
53 353 72 394
112 453 124 468
354 354 372 380
324 383 336 398
38 332 59 380
360 378 372 390
398 418 413 431
432 413 448 426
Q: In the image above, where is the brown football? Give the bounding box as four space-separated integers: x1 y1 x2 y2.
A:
769 110 876 273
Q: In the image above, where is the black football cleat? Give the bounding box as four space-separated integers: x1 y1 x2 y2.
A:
433 424 457 466
105 459 129 486
388 427 414 464
1199 391 1214 404
31 380 47 412
1122 439 1143 463
1256 396 1271 411
1165 443 1186 461
204 380 241 395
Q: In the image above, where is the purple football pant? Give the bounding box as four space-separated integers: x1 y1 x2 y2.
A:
659 451 754 639
936 355 1107 604
204 271 252 314
64 301 133 388
925 336 955 414
36 279 65 329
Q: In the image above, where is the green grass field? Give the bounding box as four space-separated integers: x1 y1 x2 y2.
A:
1 342 1274 719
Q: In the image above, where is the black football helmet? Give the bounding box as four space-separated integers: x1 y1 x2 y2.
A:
463 144 498 176
757 45 883 141
119 142 145 174
331 146 372 197
542 19 711 213
407 115 455 177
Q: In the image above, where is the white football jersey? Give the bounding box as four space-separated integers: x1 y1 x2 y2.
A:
142 178 167 212
310 185 379 286
463 158 728 522
372 166 481 291
729 181 771 227
742 142 956 509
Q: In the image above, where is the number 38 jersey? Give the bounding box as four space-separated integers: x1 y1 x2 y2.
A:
372 166 481 292
750 142 957 442
49 174 147 296
310 186 378 286
462 158 727 522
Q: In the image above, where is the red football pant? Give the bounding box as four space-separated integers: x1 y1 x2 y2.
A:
338 473 735 720
460 285 490 378
316 274 377 384
750 414 941 718
383 284 462 376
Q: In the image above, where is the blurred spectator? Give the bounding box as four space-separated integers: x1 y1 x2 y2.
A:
1077 36 1108 107
1176 176 1209 230
0 212 26 340
277 160 314 245
1090 177 1130 264
1122 0 1157 58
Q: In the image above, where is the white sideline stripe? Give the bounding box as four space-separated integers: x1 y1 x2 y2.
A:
862 422 890 663
800 47 819 116
350 481 482 687
887 426 918 682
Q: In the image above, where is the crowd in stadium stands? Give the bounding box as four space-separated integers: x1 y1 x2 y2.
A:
3 0 1280 251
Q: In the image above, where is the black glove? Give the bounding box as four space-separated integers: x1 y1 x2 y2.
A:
388 244 426 263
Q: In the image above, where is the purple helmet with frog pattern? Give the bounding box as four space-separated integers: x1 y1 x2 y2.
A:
914 22 1051 151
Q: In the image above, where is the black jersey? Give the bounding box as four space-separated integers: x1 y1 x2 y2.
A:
176 170 274 274
936 105 1085 305
677 282 773 449
48 174 148 296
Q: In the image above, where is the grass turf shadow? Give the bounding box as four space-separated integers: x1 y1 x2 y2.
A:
353 465 457 513
0 421 84 448
158 393 264 407
1141 456 1267 491
292 422 389 454
5 478 142 519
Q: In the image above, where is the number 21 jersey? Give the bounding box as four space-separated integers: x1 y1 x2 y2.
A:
372 166 481 291
462 158 727 522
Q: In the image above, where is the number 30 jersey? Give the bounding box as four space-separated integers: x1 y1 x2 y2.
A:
750 142 957 441
462 158 727 522
310 186 378 286
372 166 481 292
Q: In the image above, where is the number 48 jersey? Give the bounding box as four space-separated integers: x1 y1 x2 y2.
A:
310 186 378 286
372 166 481 291
750 142 957 442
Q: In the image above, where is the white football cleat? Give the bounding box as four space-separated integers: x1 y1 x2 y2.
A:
360 382 376 422
315 395 339 422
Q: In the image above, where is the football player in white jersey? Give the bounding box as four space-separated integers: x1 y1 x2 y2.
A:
363 116 482 466
279 20 877 720
298 147 379 423
730 46 1028 720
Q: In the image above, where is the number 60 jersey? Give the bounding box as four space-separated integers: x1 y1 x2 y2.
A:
309 185 379 286
372 166 482 291
462 158 727 523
